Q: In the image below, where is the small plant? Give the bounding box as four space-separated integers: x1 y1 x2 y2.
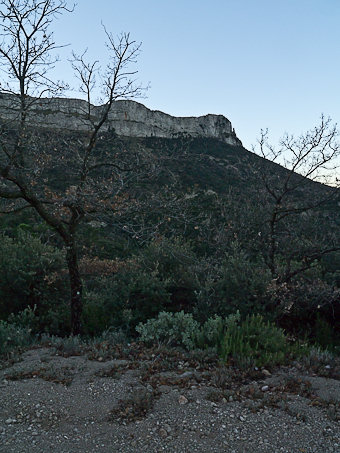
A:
41 335 85 356
314 315 335 349
211 366 231 389
109 388 158 422
5 365 73 386
97 328 128 345
220 314 287 367
0 320 33 356
8 305 38 331
300 346 334 368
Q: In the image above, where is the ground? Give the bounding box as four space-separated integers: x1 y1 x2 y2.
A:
0 343 339 453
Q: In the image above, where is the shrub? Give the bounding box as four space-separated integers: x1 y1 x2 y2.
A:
136 310 242 352
268 278 340 347
138 237 200 311
40 334 85 356
0 231 68 333
0 320 33 356
220 314 287 367
194 312 241 351
7 305 38 331
193 244 271 320
136 311 200 349
82 267 171 335
299 346 334 368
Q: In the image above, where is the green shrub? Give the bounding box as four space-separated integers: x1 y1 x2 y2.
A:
136 311 200 349
314 314 336 350
138 237 199 311
194 244 271 320
221 314 287 367
194 312 241 351
0 231 68 333
82 267 171 336
7 305 38 330
0 320 33 356
268 278 340 347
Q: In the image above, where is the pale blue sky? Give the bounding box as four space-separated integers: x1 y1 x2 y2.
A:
52 0 340 151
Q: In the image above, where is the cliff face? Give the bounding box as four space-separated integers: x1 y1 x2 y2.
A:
0 94 242 146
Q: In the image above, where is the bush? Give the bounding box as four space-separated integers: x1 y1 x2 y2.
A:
0 231 68 333
194 312 241 351
0 320 33 356
136 311 200 349
221 314 287 367
82 266 171 336
138 237 199 311
7 305 38 331
193 244 271 320
136 310 242 352
267 278 340 347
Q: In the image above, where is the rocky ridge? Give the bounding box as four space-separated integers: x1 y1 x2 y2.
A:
0 93 242 146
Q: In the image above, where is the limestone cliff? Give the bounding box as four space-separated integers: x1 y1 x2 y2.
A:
0 93 242 146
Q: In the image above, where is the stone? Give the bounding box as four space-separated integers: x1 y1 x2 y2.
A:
178 395 189 405
261 385 269 392
163 424 172 434
159 428 167 438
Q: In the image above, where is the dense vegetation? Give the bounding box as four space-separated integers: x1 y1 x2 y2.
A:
0 135 339 359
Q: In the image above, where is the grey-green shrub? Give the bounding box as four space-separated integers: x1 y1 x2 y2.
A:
221 314 287 367
136 311 200 349
136 311 242 351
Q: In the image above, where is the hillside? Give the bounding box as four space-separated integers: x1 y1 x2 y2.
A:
0 97 339 345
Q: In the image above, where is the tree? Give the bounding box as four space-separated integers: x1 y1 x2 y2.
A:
0 0 149 334
251 116 340 283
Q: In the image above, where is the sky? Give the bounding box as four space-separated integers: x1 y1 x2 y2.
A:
51 0 340 153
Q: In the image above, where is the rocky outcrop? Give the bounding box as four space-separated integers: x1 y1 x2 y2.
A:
0 93 242 146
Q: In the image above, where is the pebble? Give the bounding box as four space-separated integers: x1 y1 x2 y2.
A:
180 371 194 378
261 385 269 392
178 395 188 405
159 428 167 438
163 424 172 434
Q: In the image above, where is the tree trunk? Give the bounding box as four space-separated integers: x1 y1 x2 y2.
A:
66 240 83 335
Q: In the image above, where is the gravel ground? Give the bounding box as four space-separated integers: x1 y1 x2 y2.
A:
0 346 339 453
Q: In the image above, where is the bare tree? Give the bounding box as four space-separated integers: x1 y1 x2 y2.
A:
0 0 149 334
252 116 340 282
